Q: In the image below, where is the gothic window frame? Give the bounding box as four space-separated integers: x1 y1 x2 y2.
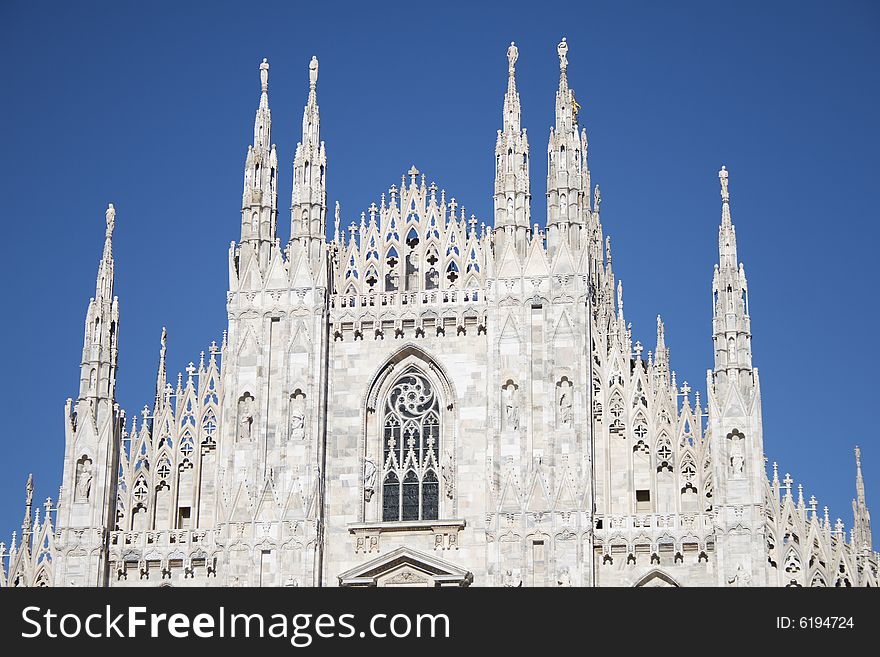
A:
363 348 457 525
379 370 441 522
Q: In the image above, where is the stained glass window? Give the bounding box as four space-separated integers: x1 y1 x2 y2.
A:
380 371 441 522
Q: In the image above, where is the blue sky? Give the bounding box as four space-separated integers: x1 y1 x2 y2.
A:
0 1 877 540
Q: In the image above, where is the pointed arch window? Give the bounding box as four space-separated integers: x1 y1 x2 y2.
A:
381 371 441 522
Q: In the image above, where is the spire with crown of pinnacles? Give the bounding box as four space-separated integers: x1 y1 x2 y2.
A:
703 166 768 586
239 58 278 271
493 41 531 257
852 446 872 551
53 203 126 586
546 37 591 256
290 55 327 262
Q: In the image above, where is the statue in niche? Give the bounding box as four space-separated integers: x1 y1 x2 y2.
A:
386 269 399 292
556 568 572 587
75 457 93 502
289 393 305 440
425 268 439 290
502 569 522 587
502 382 519 431
405 252 419 291
441 451 455 500
238 394 254 442
728 430 745 477
363 458 377 502
557 379 573 428
728 563 751 587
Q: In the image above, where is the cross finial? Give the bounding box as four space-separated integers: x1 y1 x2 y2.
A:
633 341 643 359
209 340 218 355
186 362 196 379
809 495 817 514
141 405 150 420
782 472 793 494
680 381 691 397
719 165 729 203
507 41 518 74
408 165 419 187
44 497 52 513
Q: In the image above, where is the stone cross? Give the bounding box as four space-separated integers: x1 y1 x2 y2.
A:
633 341 643 359
209 340 218 355
186 362 196 378
408 165 419 187
782 473 793 495
680 381 691 397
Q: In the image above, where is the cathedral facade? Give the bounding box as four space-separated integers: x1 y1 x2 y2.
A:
1 40 876 587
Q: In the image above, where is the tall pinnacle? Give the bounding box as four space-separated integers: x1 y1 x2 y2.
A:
718 165 737 271
503 41 521 133
239 58 277 254
853 445 873 551
291 55 327 250
856 446 866 506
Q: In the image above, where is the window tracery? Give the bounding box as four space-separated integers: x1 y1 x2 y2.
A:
381 371 440 522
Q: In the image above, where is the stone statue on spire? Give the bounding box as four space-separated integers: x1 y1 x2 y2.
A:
507 41 518 74
557 37 569 73
105 203 116 239
719 165 729 202
260 58 269 93
309 56 318 89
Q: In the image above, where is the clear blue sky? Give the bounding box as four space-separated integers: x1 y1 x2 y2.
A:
1 1 877 541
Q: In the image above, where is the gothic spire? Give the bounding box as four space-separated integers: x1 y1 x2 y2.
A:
494 41 530 256
711 166 752 378
503 41 521 134
546 37 590 255
154 326 167 414
291 56 327 259
78 204 120 404
20 474 33 552
853 446 872 551
240 58 278 265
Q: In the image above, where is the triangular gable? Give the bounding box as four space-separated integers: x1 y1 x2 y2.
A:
338 546 473 587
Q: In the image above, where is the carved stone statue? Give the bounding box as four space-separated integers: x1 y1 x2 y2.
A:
729 431 745 477
556 568 572 587
502 383 519 431
507 41 518 73
75 458 93 502
289 394 305 440
238 395 254 442
441 451 455 500
502 569 522 587
728 563 751 587
363 458 377 502
557 37 569 72
557 381 573 427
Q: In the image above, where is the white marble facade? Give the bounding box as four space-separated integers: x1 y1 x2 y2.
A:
2 41 876 588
